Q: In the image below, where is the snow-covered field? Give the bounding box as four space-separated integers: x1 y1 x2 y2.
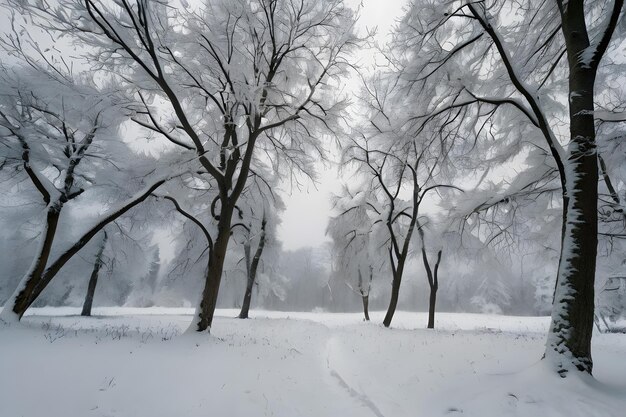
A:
1 308 625 417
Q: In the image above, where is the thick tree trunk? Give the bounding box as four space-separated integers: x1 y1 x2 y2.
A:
194 228 230 332
544 0 619 375
545 71 598 374
239 218 266 319
81 231 108 317
0 202 62 322
362 294 370 321
190 138 263 330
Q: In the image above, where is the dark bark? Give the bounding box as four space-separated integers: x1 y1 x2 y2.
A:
195 206 234 331
545 0 623 375
420 244 442 329
239 217 267 319
427 289 437 329
548 70 597 374
383 168 421 328
192 122 265 331
19 140 51 205
424 249 442 329
9 203 62 319
383 231 409 327
81 231 108 317
383 260 408 327
419 220 442 329
238 278 253 319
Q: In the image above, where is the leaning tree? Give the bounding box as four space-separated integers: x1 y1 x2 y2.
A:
0 54 173 321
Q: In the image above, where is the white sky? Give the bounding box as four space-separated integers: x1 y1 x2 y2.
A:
277 0 408 250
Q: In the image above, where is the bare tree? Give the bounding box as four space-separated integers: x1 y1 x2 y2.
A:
340 60 463 327
14 0 361 331
343 134 457 327
0 59 173 321
417 222 442 329
395 0 624 375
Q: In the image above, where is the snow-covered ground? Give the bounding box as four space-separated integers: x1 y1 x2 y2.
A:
1 308 625 417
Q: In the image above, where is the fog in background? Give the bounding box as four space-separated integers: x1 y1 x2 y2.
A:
1 0 623 323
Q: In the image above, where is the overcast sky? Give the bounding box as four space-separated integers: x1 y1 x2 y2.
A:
0 0 408 254
277 0 408 251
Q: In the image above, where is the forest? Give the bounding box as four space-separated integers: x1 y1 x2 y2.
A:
0 0 625 416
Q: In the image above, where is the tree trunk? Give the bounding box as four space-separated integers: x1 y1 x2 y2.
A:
544 0 618 375
545 73 597 374
362 294 370 321
0 202 62 322
427 286 437 329
383 169 422 328
383 267 404 327
238 278 254 319
420 229 442 330
382 221 418 327
81 231 108 317
238 241 252 319
239 217 266 319
194 229 230 332
192 203 234 332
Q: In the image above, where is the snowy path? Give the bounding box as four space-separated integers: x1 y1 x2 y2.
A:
1 309 625 417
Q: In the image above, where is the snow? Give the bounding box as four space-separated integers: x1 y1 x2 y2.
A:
578 45 597 69
1 309 625 417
